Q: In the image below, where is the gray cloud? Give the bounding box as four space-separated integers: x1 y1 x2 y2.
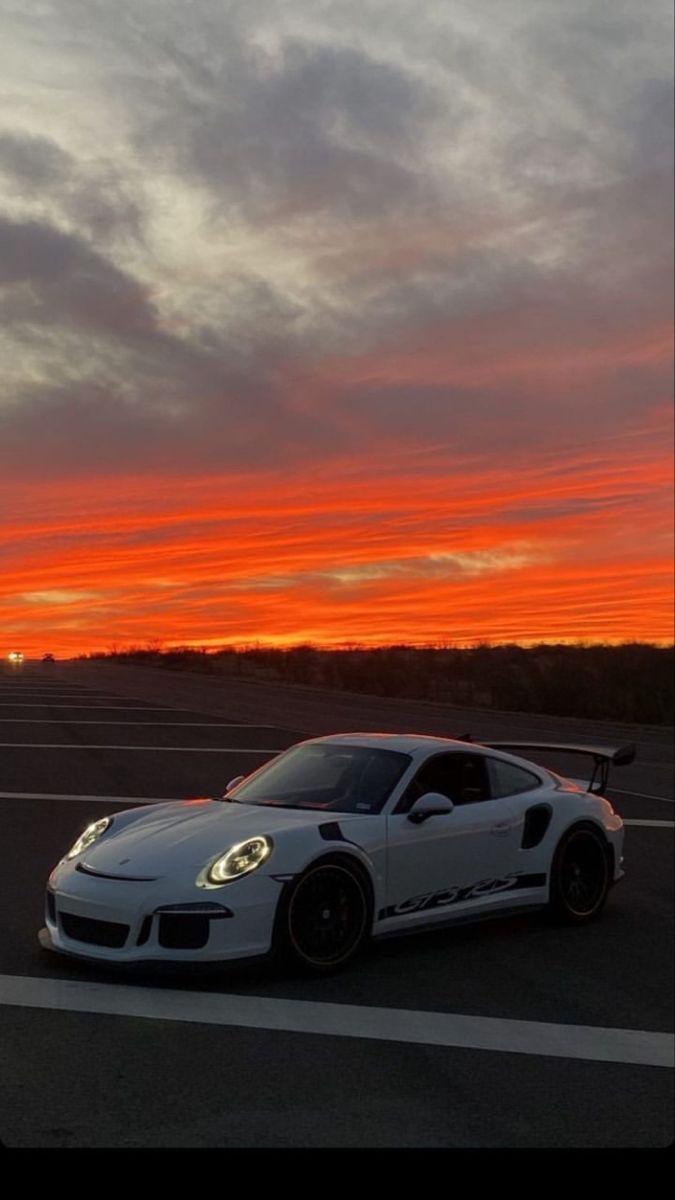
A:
0 124 144 246
133 35 443 223
0 350 354 477
66 176 143 244
0 0 671 481
0 129 71 186
0 215 157 335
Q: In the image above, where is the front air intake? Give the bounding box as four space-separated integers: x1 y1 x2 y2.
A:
60 912 129 948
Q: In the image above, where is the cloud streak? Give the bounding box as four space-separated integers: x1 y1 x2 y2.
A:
1 433 671 652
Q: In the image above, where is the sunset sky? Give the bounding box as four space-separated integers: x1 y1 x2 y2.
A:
1 0 673 657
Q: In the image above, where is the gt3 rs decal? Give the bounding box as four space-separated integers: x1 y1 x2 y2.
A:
378 872 546 921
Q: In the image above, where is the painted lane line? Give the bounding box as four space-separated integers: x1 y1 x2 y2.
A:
0 720 282 728
0 692 122 697
0 792 170 804
0 743 280 753
0 704 188 710
0 693 121 700
609 788 674 804
0 698 125 704
624 819 674 828
0 974 671 1068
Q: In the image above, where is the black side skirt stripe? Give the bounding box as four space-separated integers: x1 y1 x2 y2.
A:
378 872 547 921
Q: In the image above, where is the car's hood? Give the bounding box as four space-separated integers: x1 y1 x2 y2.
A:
81 799 355 878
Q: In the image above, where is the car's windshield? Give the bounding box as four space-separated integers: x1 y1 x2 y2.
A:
229 743 411 814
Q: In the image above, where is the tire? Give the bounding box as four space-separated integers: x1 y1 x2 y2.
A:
549 825 611 924
277 859 372 974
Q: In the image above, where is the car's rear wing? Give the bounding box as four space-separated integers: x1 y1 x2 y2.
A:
476 741 636 796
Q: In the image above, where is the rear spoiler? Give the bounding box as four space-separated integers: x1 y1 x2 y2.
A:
455 737 636 796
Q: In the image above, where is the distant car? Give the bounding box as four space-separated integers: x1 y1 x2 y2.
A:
40 734 634 974
42 654 55 662
7 651 24 663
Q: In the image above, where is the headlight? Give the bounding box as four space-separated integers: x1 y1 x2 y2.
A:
64 817 113 861
198 836 273 887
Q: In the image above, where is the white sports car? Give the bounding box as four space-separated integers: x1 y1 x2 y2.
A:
40 733 634 974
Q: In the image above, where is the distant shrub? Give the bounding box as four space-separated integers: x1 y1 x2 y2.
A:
88 641 674 725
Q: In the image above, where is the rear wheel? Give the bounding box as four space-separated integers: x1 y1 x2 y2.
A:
279 860 371 974
549 826 610 923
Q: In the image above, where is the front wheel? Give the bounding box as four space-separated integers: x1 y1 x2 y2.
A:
549 826 611 923
278 860 371 974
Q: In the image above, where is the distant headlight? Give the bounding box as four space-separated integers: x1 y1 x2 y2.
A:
198 836 273 887
64 817 113 861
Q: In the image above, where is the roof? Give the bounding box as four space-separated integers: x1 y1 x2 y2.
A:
305 732 482 755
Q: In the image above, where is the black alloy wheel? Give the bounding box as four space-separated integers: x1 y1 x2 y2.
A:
550 827 610 922
284 861 370 973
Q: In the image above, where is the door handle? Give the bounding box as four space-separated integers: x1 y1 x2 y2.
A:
491 822 511 837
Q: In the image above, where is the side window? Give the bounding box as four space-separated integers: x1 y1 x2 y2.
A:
397 753 490 811
452 755 490 804
487 758 541 798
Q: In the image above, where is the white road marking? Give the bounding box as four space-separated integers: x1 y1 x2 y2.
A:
624 819 674 828
0 692 118 699
0 704 186 710
0 743 279 753
610 788 673 804
0 792 170 804
0 974 671 1067
0 720 281 728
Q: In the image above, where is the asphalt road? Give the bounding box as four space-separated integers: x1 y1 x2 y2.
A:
1 661 672 1148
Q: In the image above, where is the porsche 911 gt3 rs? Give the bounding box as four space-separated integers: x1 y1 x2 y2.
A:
40 733 634 974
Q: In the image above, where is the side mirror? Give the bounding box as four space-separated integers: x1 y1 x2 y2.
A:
223 775 245 796
407 792 455 824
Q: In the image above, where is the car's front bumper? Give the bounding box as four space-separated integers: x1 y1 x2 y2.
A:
41 867 282 966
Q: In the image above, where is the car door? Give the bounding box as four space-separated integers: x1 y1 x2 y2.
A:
483 753 552 899
381 751 521 932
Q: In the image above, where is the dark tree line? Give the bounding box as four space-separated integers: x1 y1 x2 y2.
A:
87 641 674 725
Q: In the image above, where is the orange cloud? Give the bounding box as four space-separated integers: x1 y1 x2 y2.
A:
1 424 672 656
